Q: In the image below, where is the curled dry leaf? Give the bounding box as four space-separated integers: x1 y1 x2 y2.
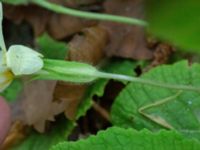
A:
53 83 87 120
144 42 175 72
100 0 153 60
68 26 108 64
4 4 96 39
54 26 108 120
14 80 68 133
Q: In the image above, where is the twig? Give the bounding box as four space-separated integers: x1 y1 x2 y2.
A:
92 101 110 122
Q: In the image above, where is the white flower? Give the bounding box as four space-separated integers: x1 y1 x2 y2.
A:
0 2 44 92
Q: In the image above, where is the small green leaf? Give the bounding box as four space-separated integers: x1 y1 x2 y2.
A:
11 117 75 150
146 0 200 52
37 33 68 59
50 127 200 150
111 61 200 139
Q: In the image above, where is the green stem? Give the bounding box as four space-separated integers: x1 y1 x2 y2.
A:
32 0 147 26
96 72 200 92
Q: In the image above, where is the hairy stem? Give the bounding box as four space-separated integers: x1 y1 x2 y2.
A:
96 72 200 92
32 0 147 26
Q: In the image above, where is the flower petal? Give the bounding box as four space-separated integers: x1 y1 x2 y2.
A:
0 67 13 92
6 45 44 75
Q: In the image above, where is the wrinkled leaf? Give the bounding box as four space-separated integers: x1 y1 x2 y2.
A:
111 61 200 139
100 0 152 60
18 80 65 133
4 2 96 38
146 0 200 52
68 26 107 65
50 127 200 150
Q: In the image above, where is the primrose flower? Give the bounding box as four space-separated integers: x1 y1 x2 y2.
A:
0 2 43 92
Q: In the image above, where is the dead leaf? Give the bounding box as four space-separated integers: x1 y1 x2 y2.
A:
144 42 175 71
4 4 96 39
100 0 153 60
68 26 108 64
54 26 108 120
47 14 96 39
53 83 87 120
13 80 67 133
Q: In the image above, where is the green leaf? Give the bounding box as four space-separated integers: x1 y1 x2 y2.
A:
0 79 23 103
111 61 200 139
11 117 75 150
146 0 200 52
37 33 68 59
76 59 138 119
50 127 200 150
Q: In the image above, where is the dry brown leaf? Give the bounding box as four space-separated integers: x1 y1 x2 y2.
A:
68 26 108 64
53 83 87 120
100 0 153 60
4 4 96 39
54 26 108 120
14 80 68 133
47 14 96 39
144 43 175 71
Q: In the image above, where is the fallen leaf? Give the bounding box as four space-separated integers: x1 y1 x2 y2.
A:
152 43 175 65
4 4 96 39
100 0 153 60
54 26 108 120
53 83 87 120
16 80 68 133
68 26 108 64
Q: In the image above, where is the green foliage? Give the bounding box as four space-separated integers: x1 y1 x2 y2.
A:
146 0 200 52
0 79 22 102
11 117 75 150
76 59 138 119
111 61 200 139
50 127 200 150
37 33 68 60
